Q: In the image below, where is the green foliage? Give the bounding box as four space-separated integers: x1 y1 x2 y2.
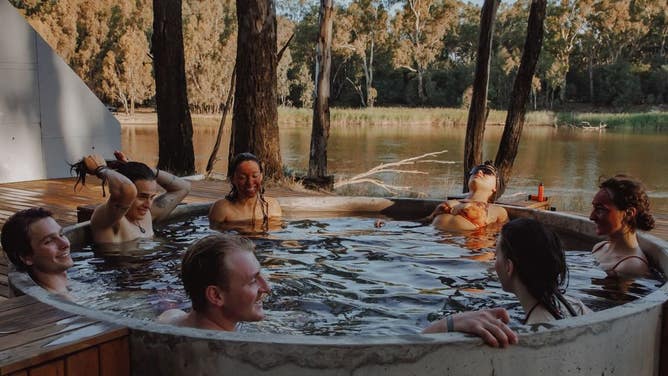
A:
11 0 668 112
594 61 643 107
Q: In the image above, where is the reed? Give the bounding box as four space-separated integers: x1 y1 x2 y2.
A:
555 111 668 128
278 106 558 127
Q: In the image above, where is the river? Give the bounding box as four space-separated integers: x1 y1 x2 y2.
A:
120 117 668 217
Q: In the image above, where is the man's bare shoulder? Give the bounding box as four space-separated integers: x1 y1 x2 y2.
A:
156 309 188 326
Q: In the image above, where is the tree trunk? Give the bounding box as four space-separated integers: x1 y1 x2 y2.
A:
365 38 375 108
588 51 594 103
463 0 498 192
231 0 283 179
152 0 195 175
494 0 547 197
417 69 425 104
308 0 333 183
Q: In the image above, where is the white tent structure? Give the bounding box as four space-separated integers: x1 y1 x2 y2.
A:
0 0 120 183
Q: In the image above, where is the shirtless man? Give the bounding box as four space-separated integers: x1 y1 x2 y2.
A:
209 153 281 231
157 233 271 331
158 234 517 347
83 151 191 244
1 208 72 294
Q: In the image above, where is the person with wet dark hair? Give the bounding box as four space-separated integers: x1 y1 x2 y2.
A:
157 233 271 331
589 174 655 277
1 208 72 294
208 152 282 231
494 218 591 324
428 161 508 231
76 151 191 244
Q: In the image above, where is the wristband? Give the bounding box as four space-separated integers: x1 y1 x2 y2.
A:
94 166 108 178
155 168 160 179
446 315 454 332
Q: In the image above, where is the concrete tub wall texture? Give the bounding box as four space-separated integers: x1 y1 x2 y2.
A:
10 198 668 375
0 0 120 183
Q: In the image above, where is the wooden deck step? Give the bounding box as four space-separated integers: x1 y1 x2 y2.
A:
0 295 129 375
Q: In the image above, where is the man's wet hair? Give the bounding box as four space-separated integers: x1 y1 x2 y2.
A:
181 233 256 311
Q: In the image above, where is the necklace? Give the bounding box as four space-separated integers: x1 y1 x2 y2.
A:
134 221 146 234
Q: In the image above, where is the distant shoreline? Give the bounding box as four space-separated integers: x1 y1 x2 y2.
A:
115 107 668 129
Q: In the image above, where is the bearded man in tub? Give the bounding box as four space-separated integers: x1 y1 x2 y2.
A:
79 151 191 244
158 234 518 347
1 208 73 295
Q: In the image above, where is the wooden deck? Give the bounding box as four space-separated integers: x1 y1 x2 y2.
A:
0 295 129 375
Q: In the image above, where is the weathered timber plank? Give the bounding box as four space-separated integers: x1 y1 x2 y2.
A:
0 295 39 314
0 323 127 374
65 347 99 376
99 337 130 376
23 359 64 376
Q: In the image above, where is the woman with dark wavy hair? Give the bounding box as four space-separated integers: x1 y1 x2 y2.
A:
495 218 591 324
208 153 282 231
589 175 655 277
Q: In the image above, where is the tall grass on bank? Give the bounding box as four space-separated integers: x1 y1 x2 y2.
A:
556 112 668 129
129 107 666 129
278 106 558 127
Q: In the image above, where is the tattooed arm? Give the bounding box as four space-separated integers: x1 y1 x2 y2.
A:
151 168 191 222
86 154 137 232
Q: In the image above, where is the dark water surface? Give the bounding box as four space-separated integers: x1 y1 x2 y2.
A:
67 215 663 336
123 122 668 216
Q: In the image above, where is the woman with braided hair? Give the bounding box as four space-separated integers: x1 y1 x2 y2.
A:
589 175 655 277
209 153 282 231
494 218 591 324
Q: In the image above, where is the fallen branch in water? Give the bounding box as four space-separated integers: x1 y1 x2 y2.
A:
333 150 454 195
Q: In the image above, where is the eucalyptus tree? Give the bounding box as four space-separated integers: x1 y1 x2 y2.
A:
308 0 334 183
182 0 237 114
542 0 592 106
152 0 195 175
392 0 458 104
494 0 547 197
463 0 499 191
231 0 283 179
334 0 388 107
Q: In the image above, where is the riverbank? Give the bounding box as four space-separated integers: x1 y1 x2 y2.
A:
116 107 668 129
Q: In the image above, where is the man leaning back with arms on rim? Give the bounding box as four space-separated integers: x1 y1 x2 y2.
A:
82 151 191 244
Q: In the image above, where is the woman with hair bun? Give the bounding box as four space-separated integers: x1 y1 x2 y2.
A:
589 175 655 277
